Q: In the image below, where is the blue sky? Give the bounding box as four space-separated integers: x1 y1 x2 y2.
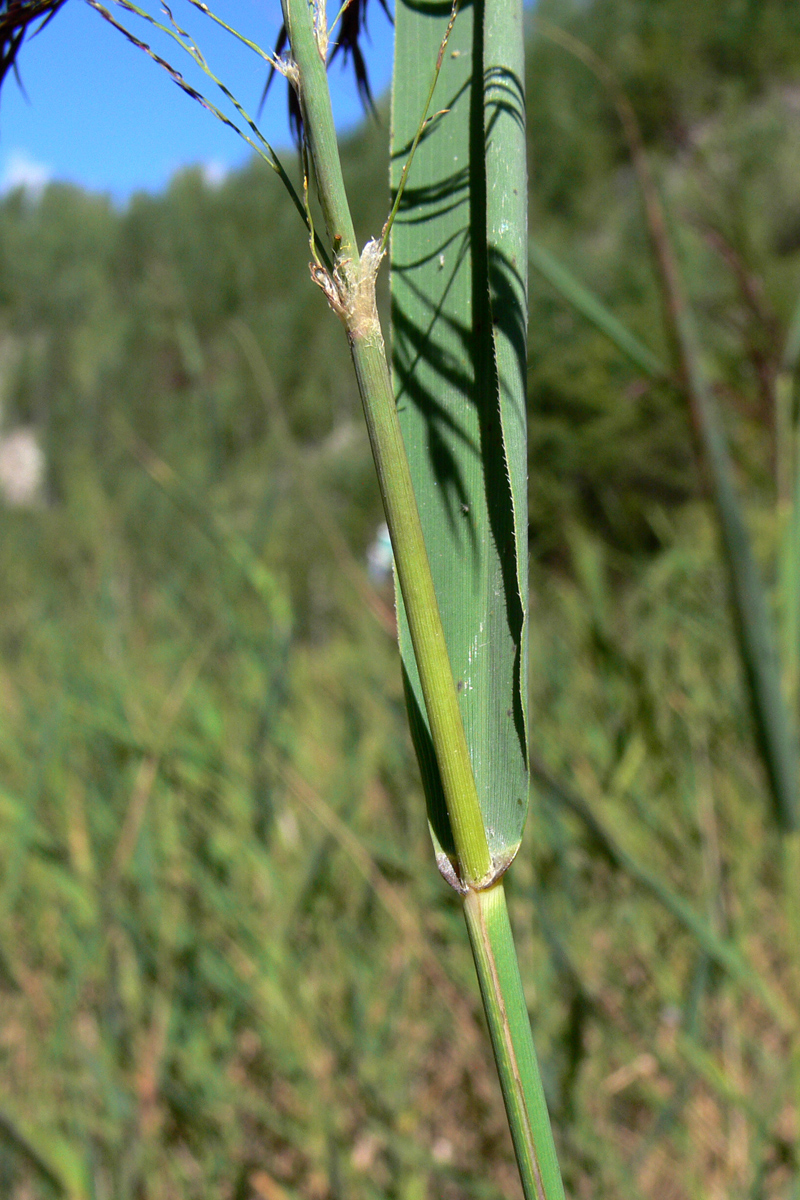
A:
0 0 395 202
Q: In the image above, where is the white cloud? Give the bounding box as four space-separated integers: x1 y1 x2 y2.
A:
201 160 228 189
1 150 52 198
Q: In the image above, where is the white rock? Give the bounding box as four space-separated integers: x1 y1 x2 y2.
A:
0 428 45 507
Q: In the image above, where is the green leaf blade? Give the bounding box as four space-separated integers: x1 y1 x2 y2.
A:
391 0 529 878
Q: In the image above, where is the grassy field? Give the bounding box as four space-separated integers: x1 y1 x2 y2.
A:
1 1 800 1196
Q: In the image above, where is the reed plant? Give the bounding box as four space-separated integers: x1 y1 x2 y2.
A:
274 0 564 1191
4 0 799 1194
80 0 567 1192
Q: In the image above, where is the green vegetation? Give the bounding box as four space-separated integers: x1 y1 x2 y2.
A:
0 0 800 1196
390 0 561 1188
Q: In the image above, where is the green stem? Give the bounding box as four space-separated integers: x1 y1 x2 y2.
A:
464 884 565 1200
349 321 492 885
281 0 491 887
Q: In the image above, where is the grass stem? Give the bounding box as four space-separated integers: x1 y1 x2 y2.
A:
463 883 565 1200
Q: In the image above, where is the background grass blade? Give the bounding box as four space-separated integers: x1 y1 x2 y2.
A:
531 757 796 1031
778 289 800 730
653 234 800 839
540 22 800 841
528 238 668 382
0 1111 72 1197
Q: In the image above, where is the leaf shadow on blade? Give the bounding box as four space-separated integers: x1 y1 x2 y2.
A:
391 0 528 878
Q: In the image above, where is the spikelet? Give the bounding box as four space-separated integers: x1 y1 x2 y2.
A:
259 0 391 143
0 0 66 88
